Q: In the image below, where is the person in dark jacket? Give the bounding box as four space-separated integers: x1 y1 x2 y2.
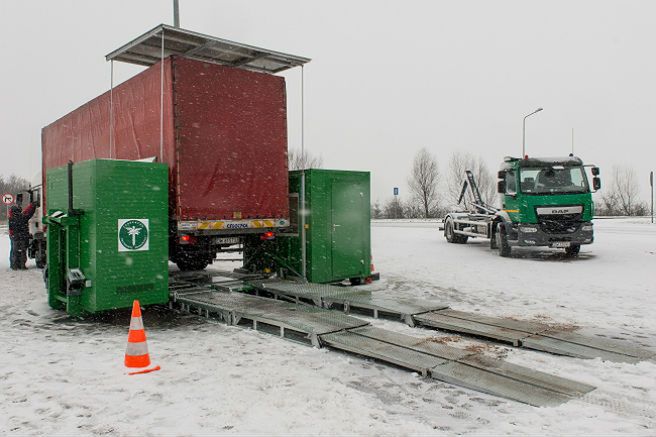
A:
8 202 36 270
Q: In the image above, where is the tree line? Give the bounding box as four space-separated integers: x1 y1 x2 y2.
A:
371 149 496 219
372 149 652 219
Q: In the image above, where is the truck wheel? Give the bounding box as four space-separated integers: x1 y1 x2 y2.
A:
445 220 456 243
445 220 468 244
36 257 46 269
176 259 209 272
490 225 499 250
565 244 581 257
349 277 362 286
496 224 511 257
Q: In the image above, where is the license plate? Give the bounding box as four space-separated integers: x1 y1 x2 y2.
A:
551 241 571 248
214 237 240 245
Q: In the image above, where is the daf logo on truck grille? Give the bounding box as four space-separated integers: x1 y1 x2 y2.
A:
118 219 150 252
536 206 583 215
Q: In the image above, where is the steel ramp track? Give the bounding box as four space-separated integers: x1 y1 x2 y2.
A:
414 309 655 363
249 280 448 325
321 327 594 407
169 286 592 406
173 289 368 346
250 280 654 363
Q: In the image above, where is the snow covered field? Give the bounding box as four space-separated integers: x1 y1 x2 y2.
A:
1 219 655 435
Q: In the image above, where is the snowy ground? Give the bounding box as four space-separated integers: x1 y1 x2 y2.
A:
1 220 655 435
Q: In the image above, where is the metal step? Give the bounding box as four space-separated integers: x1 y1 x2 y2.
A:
171 286 593 406
251 279 655 363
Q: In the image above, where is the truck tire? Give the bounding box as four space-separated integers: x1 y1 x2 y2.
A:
176 258 209 272
349 277 362 286
490 224 499 250
445 220 468 244
495 223 511 257
565 244 581 257
36 256 46 269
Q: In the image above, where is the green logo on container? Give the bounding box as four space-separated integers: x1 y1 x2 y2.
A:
118 219 149 252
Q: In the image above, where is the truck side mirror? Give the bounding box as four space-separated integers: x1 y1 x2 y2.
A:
497 180 506 193
593 177 601 191
497 170 506 179
16 193 23 205
592 167 600 176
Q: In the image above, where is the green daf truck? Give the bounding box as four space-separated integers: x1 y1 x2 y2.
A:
443 156 601 257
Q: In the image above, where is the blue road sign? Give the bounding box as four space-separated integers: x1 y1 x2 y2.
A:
393 187 399 196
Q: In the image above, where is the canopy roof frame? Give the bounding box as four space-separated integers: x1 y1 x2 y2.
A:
106 24 311 74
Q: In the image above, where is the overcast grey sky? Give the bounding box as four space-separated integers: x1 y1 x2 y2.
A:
1 0 655 203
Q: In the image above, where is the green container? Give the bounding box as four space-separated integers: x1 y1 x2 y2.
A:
46 159 169 315
276 169 371 283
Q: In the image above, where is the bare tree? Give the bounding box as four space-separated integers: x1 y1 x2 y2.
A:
288 148 323 170
382 197 404 219
371 202 383 219
603 166 641 215
446 152 496 208
408 148 440 218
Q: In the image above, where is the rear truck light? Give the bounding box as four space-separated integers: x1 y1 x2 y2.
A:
519 226 538 233
582 225 593 231
260 231 275 241
179 234 197 245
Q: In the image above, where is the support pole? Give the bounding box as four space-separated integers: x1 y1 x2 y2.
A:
173 0 180 27
160 30 165 162
300 66 307 281
109 60 114 159
650 170 654 224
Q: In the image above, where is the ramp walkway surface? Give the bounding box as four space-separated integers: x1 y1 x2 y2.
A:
249 279 654 363
169 277 595 407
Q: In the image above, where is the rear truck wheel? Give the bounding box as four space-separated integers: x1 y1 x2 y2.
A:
565 244 581 257
176 258 209 272
36 257 46 269
445 219 468 244
174 246 211 271
445 219 456 243
349 277 362 286
490 224 499 250
35 241 46 269
495 223 511 257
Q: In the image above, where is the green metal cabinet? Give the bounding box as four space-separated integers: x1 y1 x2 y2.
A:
277 169 371 283
45 159 169 316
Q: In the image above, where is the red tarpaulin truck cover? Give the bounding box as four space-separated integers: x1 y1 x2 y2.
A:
42 56 289 223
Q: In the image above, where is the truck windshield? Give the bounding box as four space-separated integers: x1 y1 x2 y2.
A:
519 166 589 195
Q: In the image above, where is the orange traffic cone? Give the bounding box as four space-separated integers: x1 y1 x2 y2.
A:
124 300 159 374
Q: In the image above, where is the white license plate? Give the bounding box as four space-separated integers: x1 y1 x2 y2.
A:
214 237 240 245
551 241 571 248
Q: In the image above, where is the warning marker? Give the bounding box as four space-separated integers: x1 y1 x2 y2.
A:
124 300 159 374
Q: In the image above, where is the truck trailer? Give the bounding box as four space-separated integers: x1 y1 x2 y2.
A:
42 55 292 271
444 155 601 257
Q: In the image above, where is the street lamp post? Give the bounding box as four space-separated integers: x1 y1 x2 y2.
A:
522 107 543 158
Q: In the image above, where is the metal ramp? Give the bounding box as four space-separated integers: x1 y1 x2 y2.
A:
170 286 594 406
251 280 655 363
248 280 448 326
322 326 594 407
